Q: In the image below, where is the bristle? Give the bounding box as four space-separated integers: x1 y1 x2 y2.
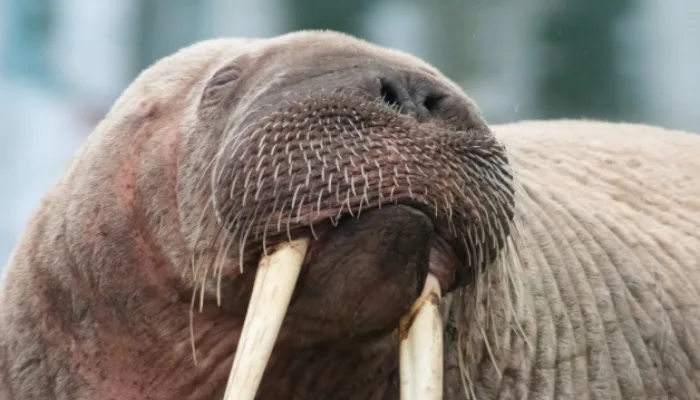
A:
197 90 519 391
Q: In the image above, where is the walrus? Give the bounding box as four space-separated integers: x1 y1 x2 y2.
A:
3 30 700 400
0 30 514 399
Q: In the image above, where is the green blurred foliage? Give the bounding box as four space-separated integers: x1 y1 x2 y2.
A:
536 0 639 121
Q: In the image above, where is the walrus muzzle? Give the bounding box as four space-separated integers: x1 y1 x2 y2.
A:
194 48 515 399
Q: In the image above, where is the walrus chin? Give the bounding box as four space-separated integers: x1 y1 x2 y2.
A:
222 218 455 400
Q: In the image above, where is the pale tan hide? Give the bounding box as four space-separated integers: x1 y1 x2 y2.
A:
443 120 700 399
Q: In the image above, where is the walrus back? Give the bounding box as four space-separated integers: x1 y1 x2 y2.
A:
447 119 700 399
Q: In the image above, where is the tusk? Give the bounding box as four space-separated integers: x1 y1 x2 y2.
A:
223 238 310 400
399 273 443 400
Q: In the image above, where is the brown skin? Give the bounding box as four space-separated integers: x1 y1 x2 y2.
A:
0 30 514 399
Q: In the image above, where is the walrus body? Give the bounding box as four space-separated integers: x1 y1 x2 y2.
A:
1 30 699 399
445 121 700 399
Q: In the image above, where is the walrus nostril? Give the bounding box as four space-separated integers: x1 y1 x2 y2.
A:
422 94 444 114
380 77 403 109
379 76 424 119
378 76 438 121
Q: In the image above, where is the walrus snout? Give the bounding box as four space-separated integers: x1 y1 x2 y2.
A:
207 36 514 396
209 86 512 283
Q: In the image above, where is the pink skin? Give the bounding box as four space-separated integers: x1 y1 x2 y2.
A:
0 31 512 400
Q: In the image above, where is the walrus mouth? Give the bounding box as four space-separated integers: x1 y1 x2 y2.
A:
222 231 447 400
205 88 514 399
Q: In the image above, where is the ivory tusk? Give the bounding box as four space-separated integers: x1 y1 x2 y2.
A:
399 273 443 400
223 238 310 400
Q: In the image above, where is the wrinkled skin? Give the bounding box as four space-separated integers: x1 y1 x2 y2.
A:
443 120 700 399
1 30 700 400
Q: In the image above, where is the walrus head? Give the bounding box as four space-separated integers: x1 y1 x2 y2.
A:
168 30 515 398
11 30 514 399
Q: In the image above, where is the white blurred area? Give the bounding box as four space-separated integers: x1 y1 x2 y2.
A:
1 0 699 269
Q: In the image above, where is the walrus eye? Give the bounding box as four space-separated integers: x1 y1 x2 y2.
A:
210 68 240 87
199 63 245 110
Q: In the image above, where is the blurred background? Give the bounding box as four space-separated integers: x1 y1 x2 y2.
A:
1 0 699 268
